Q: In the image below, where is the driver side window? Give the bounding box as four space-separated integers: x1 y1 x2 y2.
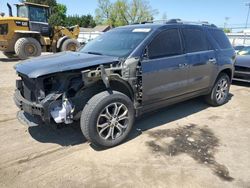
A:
148 29 182 59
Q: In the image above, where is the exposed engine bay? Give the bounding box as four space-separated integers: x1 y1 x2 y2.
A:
14 55 142 125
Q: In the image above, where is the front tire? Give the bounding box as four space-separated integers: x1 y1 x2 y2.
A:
205 73 231 106
60 39 80 52
80 91 135 147
14 38 41 60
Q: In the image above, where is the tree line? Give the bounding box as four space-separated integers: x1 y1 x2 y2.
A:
26 0 96 27
26 0 157 28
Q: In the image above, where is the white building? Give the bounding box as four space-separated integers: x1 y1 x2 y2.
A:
227 30 250 46
78 25 111 45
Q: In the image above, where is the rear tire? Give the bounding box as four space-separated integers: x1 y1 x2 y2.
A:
205 73 231 106
60 39 80 52
80 91 135 148
14 37 41 60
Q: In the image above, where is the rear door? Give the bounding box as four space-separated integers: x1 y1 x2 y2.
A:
141 28 189 105
181 26 217 92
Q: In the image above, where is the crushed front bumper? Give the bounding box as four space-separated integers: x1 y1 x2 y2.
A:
14 89 75 124
14 89 44 116
13 89 54 123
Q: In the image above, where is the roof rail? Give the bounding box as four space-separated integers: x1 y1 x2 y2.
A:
165 19 217 27
130 19 217 28
131 21 153 25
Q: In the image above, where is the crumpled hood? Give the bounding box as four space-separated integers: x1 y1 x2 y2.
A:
15 51 119 78
235 55 250 68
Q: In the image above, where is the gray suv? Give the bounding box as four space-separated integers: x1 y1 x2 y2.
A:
14 20 235 147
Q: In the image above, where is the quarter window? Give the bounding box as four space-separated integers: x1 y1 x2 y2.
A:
182 28 208 53
208 29 232 49
148 29 182 59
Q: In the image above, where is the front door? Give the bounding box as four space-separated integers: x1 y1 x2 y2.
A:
141 28 189 105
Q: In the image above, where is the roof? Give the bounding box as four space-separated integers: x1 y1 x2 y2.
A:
80 25 111 33
15 2 50 8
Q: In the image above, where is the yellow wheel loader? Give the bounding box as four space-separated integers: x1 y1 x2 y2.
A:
0 2 80 59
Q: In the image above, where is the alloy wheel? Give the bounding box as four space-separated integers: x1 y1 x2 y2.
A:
96 102 129 140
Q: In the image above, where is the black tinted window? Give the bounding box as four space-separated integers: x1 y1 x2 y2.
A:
148 29 182 59
209 29 232 49
0 24 8 35
29 6 48 22
182 28 208 53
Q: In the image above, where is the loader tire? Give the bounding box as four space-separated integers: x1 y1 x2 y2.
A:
60 39 80 52
15 38 41 60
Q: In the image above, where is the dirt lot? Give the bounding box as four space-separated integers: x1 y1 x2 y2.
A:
0 52 249 188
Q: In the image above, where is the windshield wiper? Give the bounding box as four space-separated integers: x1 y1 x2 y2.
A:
86 51 103 55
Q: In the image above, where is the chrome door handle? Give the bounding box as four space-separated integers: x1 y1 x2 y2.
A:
179 63 188 68
208 58 217 64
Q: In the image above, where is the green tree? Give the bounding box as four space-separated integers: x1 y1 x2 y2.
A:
65 14 96 27
26 0 96 28
95 0 113 25
48 3 67 26
223 28 231 33
95 0 157 27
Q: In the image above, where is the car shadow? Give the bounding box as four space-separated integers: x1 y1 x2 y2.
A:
232 80 250 87
0 58 20 62
130 94 233 137
92 94 233 150
28 94 233 149
28 122 87 146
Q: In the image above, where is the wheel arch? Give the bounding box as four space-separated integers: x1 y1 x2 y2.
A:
218 68 233 80
14 31 41 44
81 78 134 101
56 36 70 50
73 78 134 120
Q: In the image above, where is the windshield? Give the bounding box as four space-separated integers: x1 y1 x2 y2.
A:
80 28 151 57
238 46 250 55
17 5 48 22
29 6 48 22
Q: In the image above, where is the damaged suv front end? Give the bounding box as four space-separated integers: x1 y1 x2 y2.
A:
14 70 83 124
14 26 151 126
14 52 123 125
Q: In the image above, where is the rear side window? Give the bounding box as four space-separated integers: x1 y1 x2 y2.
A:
209 29 232 49
0 24 8 35
182 28 208 53
148 29 182 59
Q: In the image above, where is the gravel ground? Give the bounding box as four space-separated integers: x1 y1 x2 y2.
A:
0 52 250 188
